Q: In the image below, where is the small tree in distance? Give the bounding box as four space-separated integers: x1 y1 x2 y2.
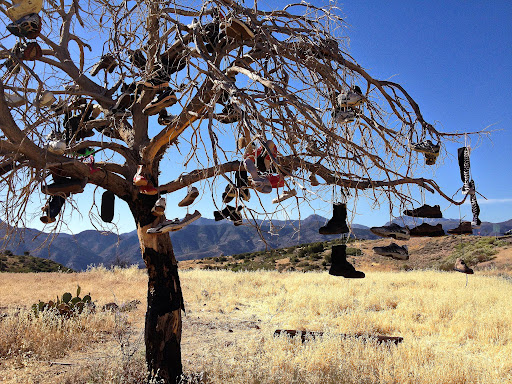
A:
0 0 478 381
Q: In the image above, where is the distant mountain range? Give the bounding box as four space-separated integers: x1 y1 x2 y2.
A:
1 215 510 271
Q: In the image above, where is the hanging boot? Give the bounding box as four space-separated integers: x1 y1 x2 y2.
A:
319 203 349 235
100 191 115 223
329 244 365 278
40 195 65 224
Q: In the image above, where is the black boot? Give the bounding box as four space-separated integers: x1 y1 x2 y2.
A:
40 195 65 224
319 203 349 235
213 205 242 221
329 244 365 278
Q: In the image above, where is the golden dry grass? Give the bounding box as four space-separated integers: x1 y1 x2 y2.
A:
1 266 512 383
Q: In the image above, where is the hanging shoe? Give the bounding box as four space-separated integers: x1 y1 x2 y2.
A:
239 188 250 202
403 204 442 218
370 223 410 240
409 223 445 237
158 109 175 125
7 0 42 21
40 195 65 224
111 92 134 115
447 221 473 235
409 140 440 156
7 13 41 39
373 243 409 260
454 258 474 274
250 177 272 194
309 173 320 186
5 93 26 107
178 186 199 207
217 103 241 123
220 17 255 42
425 152 438 165
319 203 349 235
142 89 177 116
222 184 236 203
42 178 87 195
139 73 170 91
329 244 365 278
100 191 115 223
44 138 66 155
147 210 201 234
272 189 297 204
127 49 147 69
133 165 148 187
335 85 364 107
151 197 166 216
139 184 158 195
21 41 42 60
38 91 57 107
90 54 117 76
332 108 356 124
213 205 242 222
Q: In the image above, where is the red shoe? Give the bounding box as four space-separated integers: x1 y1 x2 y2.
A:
133 165 148 186
139 184 158 195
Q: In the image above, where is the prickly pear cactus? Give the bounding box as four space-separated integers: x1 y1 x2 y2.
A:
62 292 72 303
32 288 94 318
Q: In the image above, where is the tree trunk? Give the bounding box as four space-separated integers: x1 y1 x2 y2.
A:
131 197 184 383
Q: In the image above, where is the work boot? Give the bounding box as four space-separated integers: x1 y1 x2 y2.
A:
128 49 146 69
90 54 117 76
447 221 473 235
370 223 410 240
319 203 349 235
158 109 175 125
329 244 365 278
454 258 474 274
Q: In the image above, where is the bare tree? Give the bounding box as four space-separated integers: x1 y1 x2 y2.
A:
0 0 475 381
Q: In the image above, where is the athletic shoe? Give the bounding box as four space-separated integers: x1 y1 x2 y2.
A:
332 108 355 124
213 205 242 221
409 223 445 237
39 91 57 107
142 89 177 115
7 0 42 21
7 13 41 39
329 244 365 278
250 176 272 194
336 86 364 107
272 189 297 204
409 140 440 156
133 165 148 186
504 229 512 236
147 210 201 234
319 203 349 235
139 76 170 91
454 258 474 274
5 93 26 107
373 243 409 260
178 186 199 207
222 185 236 203
111 92 134 115
158 109 175 125
220 17 255 41
139 184 158 195
90 54 117 76
447 221 472 235
151 197 166 216
403 204 442 218
45 139 66 155
370 223 410 240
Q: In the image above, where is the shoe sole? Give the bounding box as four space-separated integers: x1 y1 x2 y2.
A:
149 213 201 234
143 94 178 116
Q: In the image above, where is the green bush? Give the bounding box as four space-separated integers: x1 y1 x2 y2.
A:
437 237 504 271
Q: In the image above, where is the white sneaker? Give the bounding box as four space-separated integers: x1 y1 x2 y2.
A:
45 140 66 155
39 91 57 107
151 197 166 216
178 186 199 207
147 210 201 234
272 189 297 204
333 108 356 124
337 87 364 107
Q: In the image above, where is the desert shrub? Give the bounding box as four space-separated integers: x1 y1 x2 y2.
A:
437 237 504 271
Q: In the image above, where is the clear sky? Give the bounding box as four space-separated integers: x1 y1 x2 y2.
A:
22 0 512 234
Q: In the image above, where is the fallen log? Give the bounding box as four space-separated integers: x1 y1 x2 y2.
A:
274 329 403 345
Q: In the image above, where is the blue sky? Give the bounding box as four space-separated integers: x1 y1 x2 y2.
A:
22 0 512 234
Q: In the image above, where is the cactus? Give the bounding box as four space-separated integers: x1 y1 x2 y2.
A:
76 285 81 297
83 294 91 303
62 292 72 303
70 297 81 305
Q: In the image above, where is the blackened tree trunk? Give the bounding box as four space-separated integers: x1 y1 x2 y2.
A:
131 197 185 383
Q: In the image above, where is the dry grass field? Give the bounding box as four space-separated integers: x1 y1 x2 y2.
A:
1 255 512 383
